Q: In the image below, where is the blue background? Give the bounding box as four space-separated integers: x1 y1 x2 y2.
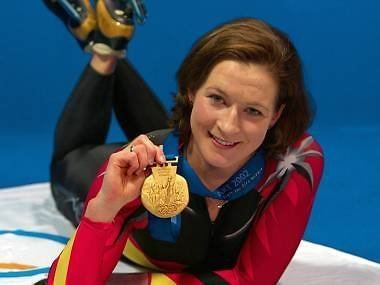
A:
0 1 379 262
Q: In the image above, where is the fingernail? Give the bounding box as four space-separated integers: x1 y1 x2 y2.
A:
149 160 154 165
160 155 166 163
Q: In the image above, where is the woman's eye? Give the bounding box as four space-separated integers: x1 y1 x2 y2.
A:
246 107 262 116
208 94 224 104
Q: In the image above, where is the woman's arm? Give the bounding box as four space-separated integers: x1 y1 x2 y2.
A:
47 158 145 285
223 143 323 284
48 135 165 285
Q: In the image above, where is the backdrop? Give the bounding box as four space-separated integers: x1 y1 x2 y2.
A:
0 1 379 263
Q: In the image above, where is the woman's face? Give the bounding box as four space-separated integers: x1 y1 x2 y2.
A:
188 60 283 173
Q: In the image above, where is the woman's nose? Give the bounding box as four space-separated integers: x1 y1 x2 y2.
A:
217 106 240 135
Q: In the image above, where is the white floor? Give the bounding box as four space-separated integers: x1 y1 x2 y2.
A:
0 183 379 285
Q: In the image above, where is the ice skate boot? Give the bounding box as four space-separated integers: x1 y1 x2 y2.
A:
93 0 147 57
43 0 97 50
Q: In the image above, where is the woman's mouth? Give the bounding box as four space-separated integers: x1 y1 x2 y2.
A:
209 132 239 148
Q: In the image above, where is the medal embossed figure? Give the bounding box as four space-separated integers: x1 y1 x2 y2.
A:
141 157 189 218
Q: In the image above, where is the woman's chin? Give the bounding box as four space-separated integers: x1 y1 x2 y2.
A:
202 154 236 170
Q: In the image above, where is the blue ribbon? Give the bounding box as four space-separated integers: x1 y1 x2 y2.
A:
148 131 264 242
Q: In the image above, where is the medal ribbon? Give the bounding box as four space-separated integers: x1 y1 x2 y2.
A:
164 132 265 200
148 131 265 242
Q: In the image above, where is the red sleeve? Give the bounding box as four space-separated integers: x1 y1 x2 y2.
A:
47 160 144 285
218 135 324 284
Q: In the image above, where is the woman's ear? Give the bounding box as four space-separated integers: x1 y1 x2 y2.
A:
270 104 285 128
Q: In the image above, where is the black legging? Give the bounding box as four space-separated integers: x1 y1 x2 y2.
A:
50 59 169 226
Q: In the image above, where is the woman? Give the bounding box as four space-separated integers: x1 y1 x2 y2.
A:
45 1 324 284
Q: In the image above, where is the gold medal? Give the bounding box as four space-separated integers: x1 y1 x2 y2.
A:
141 157 189 218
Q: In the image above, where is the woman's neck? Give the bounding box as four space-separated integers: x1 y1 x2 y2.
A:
185 141 247 191
189 160 230 191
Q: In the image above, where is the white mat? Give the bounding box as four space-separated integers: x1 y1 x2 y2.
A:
0 183 379 285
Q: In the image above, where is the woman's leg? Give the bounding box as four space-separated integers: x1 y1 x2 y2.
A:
50 55 169 226
46 0 169 226
51 63 122 226
113 59 170 139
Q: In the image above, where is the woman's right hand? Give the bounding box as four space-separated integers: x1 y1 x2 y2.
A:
85 135 166 222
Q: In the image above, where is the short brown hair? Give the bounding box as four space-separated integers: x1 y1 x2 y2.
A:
170 18 313 158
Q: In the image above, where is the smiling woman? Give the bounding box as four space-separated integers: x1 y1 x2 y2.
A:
42 1 323 284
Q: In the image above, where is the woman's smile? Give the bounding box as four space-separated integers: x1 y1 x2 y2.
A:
209 131 240 148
